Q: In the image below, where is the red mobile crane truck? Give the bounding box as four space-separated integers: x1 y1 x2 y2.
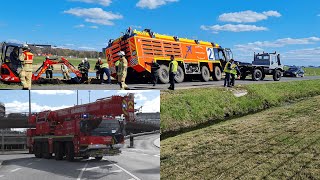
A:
27 93 135 161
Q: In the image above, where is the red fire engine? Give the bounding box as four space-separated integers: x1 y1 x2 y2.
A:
27 93 135 161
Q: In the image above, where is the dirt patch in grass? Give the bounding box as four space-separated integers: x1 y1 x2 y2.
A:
161 96 320 179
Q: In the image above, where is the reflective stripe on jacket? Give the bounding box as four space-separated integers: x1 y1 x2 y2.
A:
23 51 33 64
169 60 178 73
224 62 232 73
100 62 109 69
230 63 237 75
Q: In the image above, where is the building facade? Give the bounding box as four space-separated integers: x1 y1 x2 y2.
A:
0 102 5 117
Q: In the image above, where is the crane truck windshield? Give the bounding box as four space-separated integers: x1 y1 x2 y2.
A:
80 118 121 136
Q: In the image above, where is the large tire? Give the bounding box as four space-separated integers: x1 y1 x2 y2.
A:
158 65 169 84
240 75 247 80
212 66 222 81
252 69 263 81
34 143 41 158
95 157 103 161
43 143 52 159
273 70 281 81
82 156 89 159
174 66 184 83
261 73 266 80
54 142 63 160
65 142 75 162
201 66 210 82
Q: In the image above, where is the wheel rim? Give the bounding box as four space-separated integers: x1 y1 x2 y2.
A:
255 71 262 79
161 69 168 79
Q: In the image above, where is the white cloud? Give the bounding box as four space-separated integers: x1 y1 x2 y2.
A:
74 24 85 28
64 8 123 26
32 90 76 95
136 0 178 9
5 101 71 113
89 26 99 29
218 10 281 23
69 0 112 6
141 96 160 113
78 46 97 50
6 39 24 44
235 37 320 52
201 24 268 33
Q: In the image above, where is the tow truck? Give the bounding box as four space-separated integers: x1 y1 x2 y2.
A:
238 52 284 81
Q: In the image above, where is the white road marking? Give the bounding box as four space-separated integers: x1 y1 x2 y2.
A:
0 175 4 178
109 170 123 173
108 161 141 180
154 154 160 157
27 163 33 165
77 162 88 180
10 168 21 172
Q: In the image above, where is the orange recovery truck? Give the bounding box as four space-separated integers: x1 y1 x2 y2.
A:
105 28 233 84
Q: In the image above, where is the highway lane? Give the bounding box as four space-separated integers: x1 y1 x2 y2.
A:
0 134 160 180
2 76 317 90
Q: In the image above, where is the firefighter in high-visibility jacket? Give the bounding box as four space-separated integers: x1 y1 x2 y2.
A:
223 59 234 87
230 61 240 87
100 58 111 84
117 51 130 90
168 55 178 90
19 44 33 90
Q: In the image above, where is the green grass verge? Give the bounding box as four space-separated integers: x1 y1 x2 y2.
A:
304 67 320 76
161 79 320 135
161 95 320 179
33 56 97 66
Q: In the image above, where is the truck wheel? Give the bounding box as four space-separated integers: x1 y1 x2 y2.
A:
174 66 184 83
43 143 52 159
36 142 43 158
95 157 103 161
201 66 210 82
66 142 75 161
252 69 263 81
273 70 281 81
158 65 169 84
240 75 247 80
212 66 222 81
34 143 41 158
82 156 89 159
54 142 63 160
261 73 266 80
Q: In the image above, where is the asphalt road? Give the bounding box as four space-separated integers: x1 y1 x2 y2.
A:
0 134 160 180
24 76 320 90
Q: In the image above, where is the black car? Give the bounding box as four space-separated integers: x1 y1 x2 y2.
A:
283 67 304 77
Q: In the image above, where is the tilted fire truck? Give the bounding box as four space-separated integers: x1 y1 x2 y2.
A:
105 28 233 84
27 93 135 161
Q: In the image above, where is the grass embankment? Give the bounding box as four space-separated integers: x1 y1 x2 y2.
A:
161 95 320 179
304 67 320 76
161 80 320 136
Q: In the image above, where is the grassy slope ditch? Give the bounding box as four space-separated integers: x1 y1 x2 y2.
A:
161 95 320 179
161 79 320 136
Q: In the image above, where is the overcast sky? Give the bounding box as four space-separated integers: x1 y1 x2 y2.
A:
0 90 160 114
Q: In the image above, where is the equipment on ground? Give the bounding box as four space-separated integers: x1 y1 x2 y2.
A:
238 52 284 81
105 28 232 84
27 93 135 161
0 42 82 84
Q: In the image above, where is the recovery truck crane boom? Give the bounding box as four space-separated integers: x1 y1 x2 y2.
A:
27 93 135 161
